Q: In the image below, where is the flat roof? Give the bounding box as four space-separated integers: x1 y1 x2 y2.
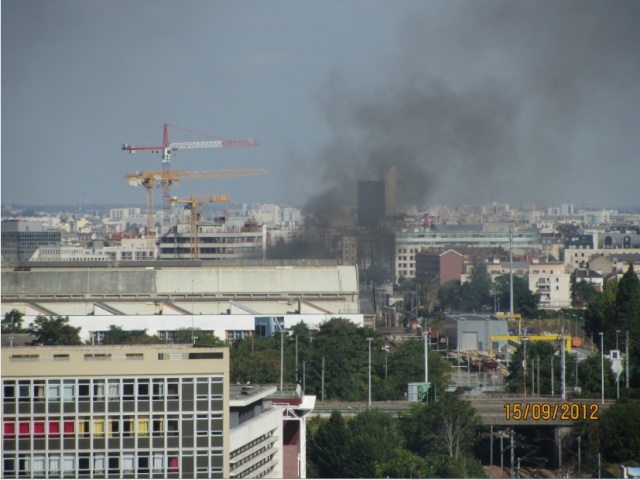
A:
229 385 277 407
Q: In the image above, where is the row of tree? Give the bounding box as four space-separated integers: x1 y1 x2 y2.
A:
230 318 453 401
308 395 485 478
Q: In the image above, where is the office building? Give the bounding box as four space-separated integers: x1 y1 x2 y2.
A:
2 344 230 478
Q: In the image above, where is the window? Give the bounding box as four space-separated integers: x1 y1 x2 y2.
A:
108 417 120 438
167 381 179 399
18 420 30 438
78 382 90 401
108 382 119 401
152 416 164 437
152 454 164 474
108 456 119 475
93 419 105 437
4 421 15 439
122 417 134 437
48 456 60 475
169 456 179 473
48 420 60 437
33 382 45 402
63 418 75 437
152 382 164 400
138 417 150 437
93 455 105 474
138 455 150 475
62 382 75 402
138 381 150 398
32 455 45 476
167 417 179 436
18 383 30 403
63 455 75 474
33 419 45 439
78 456 90 475
3 382 16 400
123 381 134 401
4 458 16 476
93 381 105 401
78 418 90 438
122 454 135 475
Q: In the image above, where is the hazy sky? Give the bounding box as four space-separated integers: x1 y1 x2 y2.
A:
2 0 640 211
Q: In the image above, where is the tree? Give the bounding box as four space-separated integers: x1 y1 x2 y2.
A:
420 282 440 315
460 262 493 312
385 338 452 400
101 325 159 345
399 392 482 459
172 328 226 346
28 315 82 345
1 309 28 334
495 273 540 318
438 280 461 312
309 410 352 478
570 271 598 308
345 409 399 478
599 400 640 463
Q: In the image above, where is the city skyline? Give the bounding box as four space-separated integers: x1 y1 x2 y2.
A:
2 1 640 210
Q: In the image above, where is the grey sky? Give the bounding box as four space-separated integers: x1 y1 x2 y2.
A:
2 0 639 211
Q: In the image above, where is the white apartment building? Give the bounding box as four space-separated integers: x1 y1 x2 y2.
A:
528 263 571 309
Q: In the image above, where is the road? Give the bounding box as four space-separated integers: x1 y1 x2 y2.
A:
312 395 613 426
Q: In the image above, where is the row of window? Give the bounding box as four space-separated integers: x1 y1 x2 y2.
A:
3 453 182 476
3 377 223 403
230 430 275 460
4 413 223 440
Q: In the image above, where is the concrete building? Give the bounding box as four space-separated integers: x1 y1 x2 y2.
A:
158 224 267 261
1 261 360 316
528 263 571 309
1 344 230 478
414 249 464 285
394 230 539 279
357 181 385 229
384 166 397 217
229 385 282 479
1 220 61 262
444 314 509 353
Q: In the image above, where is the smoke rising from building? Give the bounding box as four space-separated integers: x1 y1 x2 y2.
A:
290 1 640 213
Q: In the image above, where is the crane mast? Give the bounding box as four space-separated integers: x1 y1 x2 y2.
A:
125 168 269 252
122 123 259 226
170 195 230 260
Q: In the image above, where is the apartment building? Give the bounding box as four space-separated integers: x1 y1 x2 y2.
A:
1 344 230 479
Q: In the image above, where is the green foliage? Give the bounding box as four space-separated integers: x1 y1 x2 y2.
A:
577 354 616 398
230 336 282 385
584 265 640 388
172 328 225 346
309 411 352 478
439 279 462 312
308 318 375 401
570 271 598 307
460 262 493 312
384 338 452 400
495 273 540 318
599 400 640 463
1 309 28 334
100 325 160 345
399 392 483 459
28 315 82 345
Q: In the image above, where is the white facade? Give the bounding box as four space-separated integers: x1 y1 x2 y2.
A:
528 265 571 309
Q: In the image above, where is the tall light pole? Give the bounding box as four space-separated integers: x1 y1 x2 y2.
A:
509 225 514 317
367 337 373 408
600 332 604 404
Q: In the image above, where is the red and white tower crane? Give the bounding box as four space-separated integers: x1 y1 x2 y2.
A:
122 123 259 226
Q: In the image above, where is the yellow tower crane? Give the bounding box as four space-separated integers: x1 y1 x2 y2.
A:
125 168 269 250
170 195 230 260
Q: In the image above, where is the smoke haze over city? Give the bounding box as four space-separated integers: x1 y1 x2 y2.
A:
2 1 640 210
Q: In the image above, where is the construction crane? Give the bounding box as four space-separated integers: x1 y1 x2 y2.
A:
126 168 269 250
170 195 231 260
122 123 259 225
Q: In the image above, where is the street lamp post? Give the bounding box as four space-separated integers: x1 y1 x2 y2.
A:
367 338 373 408
600 332 604 404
